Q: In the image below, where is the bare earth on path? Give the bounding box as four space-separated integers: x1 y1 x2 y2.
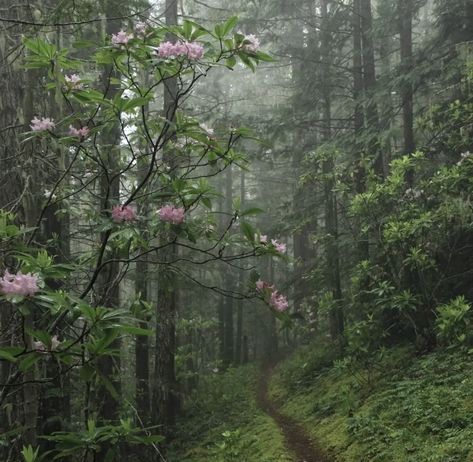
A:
257 364 332 462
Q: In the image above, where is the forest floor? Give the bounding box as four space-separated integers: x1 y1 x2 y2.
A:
270 344 473 461
168 364 293 461
257 363 331 462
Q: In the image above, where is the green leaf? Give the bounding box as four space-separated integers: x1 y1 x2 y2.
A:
19 354 41 373
0 349 19 363
182 20 193 39
225 56 237 69
121 96 150 113
119 325 153 336
255 51 275 62
222 16 239 36
238 52 256 72
240 207 264 217
214 24 224 39
201 197 212 209
23 38 57 60
99 375 119 400
240 221 255 242
72 89 106 105
79 364 95 382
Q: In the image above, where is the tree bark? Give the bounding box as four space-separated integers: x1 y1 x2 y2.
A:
96 0 123 425
353 0 370 261
399 0 415 156
223 166 234 368
235 170 245 364
360 0 384 177
321 0 344 341
152 0 179 433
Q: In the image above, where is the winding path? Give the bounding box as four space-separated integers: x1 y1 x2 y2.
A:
257 365 331 462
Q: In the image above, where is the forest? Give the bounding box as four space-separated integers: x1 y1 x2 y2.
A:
0 0 473 461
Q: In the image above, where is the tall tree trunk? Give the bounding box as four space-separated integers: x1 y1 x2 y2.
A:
399 0 415 157
353 0 364 192
21 32 42 449
292 0 314 314
379 15 394 170
235 170 245 364
321 0 344 341
216 173 225 366
152 0 179 433
267 257 278 359
0 1 25 439
135 59 152 430
39 20 72 451
96 0 122 425
360 0 384 177
353 0 370 260
135 256 150 424
223 166 234 368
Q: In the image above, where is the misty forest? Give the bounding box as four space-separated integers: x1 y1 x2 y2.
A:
1 0 473 461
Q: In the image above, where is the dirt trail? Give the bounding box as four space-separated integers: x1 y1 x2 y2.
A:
257 364 331 462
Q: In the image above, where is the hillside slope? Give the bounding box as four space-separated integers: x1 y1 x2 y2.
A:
270 345 473 462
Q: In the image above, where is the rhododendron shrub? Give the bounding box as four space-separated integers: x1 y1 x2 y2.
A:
0 16 278 461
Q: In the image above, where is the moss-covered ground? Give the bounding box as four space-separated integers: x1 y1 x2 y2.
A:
270 344 473 462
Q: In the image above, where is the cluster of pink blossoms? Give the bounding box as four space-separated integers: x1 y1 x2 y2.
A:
30 117 55 132
0 271 39 297
242 34 260 53
256 280 289 312
68 125 90 140
112 30 133 46
134 22 149 37
112 205 137 223
200 123 215 138
271 239 286 254
65 74 83 90
256 234 286 254
156 40 204 60
158 205 185 224
270 291 289 312
33 335 60 353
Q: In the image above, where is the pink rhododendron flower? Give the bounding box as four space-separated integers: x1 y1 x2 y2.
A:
156 40 204 60
33 335 60 353
65 74 83 89
30 117 55 132
68 125 90 140
242 34 260 52
50 335 61 351
112 204 137 223
0 271 39 296
33 340 46 352
200 123 215 138
256 279 289 312
184 41 205 60
269 291 289 312
156 41 176 57
271 239 286 254
256 279 268 291
158 205 185 224
260 234 268 244
134 21 148 37
112 30 133 45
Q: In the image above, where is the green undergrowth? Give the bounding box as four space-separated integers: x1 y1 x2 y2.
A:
168 364 291 462
270 344 473 461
